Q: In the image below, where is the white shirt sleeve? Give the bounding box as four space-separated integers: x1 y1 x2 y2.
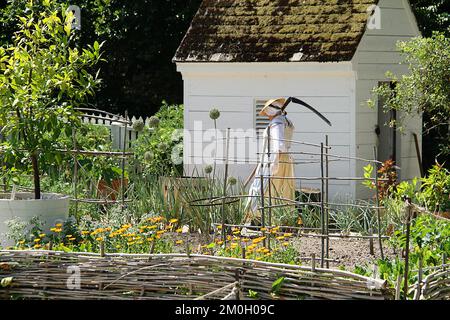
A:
269 123 286 154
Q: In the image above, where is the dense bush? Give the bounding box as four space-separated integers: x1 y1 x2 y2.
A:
132 102 183 177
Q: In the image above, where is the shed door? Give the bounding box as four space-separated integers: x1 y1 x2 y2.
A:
377 82 397 163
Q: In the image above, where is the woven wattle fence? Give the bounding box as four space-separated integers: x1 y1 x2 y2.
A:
418 265 450 300
0 250 393 300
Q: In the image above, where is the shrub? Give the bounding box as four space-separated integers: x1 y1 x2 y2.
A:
133 102 183 177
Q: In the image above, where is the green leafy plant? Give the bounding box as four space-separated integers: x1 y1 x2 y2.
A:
420 163 450 212
133 102 183 177
271 276 286 295
0 1 102 199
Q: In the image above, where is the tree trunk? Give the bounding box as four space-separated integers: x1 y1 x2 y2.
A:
31 152 41 200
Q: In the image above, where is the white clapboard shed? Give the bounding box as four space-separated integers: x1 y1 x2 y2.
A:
173 0 422 199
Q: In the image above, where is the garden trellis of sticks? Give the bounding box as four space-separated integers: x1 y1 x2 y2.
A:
190 127 388 269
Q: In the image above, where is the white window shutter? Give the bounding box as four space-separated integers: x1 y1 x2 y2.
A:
255 100 270 138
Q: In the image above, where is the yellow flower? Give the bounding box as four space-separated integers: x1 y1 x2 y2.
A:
230 243 238 249
260 227 267 232
242 238 250 243
55 223 63 228
147 237 154 242
66 235 73 238
176 240 184 245
34 244 41 249
148 225 157 230
284 233 293 238
175 228 183 233
96 237 104 242
39 233 46 238
217 241 223 245
169 219 178 224
232 230 240 235
297 218 303 225
81 230 90 235
34 238 41 243
217 225 222 230
276 236 285 241
282 242 289 247
105 227 112 232
128 241 135 245
68 237 76 241
18 240 25 245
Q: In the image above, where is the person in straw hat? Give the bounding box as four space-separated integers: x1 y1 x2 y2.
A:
242 98 296 231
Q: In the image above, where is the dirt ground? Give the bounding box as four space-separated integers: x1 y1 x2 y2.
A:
291 236 398 270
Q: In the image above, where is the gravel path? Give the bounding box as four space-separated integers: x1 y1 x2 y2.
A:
292 236 398 271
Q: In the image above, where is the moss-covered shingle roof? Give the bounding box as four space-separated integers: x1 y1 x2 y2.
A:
174 0 379 62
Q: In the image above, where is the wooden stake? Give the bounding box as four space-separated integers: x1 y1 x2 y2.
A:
267 126 272 251
72 130 78 218
369 227 374 256
121 110 128 213
221 128 231 244
325 135 330 268
403 197 412 300
414 255 423 300
373 147 384 260
320 143 325 268
311 253 316 272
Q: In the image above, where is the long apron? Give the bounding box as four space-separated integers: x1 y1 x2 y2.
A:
243 116 295 224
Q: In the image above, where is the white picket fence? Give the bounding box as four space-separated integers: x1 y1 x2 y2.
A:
80 112 153 150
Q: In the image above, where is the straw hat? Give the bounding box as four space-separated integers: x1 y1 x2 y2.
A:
259 98 287 116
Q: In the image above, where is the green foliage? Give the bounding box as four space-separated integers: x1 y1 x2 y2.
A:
356 214 450 299
409 0 450 37
271 276 286 295
0 0 202 117
420 163 450 212
0 0 102 198
369 33 450 160
133 102 183 177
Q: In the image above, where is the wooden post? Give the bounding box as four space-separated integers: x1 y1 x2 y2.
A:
373 147 385 260
185 237 191 258
266 126 272 251
72 130 78 218
311 253 316 272
259 130 266 247
403 197 412 300
100 241 105 257
325 135 330 268
395 273 402 300
414 255 423 300
320 143 325 268
121 111 128 213
221 128 231 244
369 228 375 256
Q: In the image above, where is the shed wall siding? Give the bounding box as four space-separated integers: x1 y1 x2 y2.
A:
179 63 356 199
352 0 422 199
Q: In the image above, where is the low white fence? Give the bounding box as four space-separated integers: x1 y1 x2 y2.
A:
80 112 154 150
